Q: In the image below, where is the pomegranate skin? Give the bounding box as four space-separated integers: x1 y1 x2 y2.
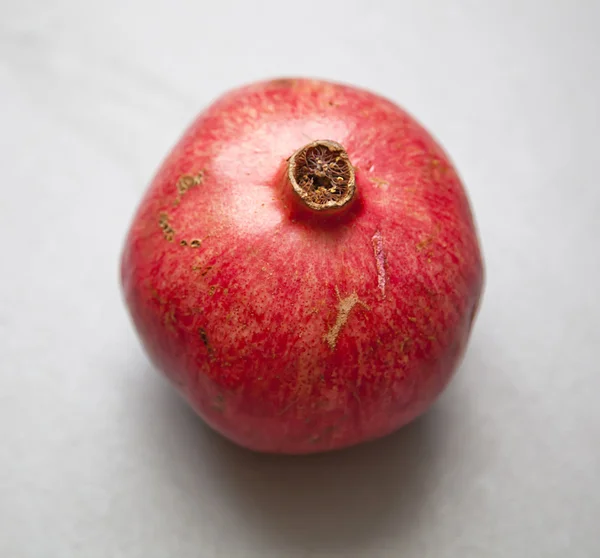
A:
121 78 484 454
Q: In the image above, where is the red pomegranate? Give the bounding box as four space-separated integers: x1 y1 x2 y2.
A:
121 78 484 454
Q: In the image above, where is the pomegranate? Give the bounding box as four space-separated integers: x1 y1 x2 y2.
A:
121 78 484 454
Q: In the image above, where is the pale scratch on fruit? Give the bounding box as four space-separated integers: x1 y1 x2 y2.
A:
324 287 369 350
371 230 386 298
212 393 225 413
277 398 298 416
370 176 389 189
163 307 177 333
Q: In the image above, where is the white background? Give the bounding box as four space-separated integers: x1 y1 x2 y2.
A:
1 1 599 557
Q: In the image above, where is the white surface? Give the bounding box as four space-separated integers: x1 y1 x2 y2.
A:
1 1 599 556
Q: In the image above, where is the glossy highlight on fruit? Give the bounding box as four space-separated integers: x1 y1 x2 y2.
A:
121 78 484 454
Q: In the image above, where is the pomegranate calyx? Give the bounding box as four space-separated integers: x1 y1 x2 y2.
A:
287 140 356 212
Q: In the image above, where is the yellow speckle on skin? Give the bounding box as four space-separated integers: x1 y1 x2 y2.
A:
163 307 177 333
429 156 450 181
416 236 434 252
324 287 369 350
416 225 441 254
370 177 390 188
399 337 411 352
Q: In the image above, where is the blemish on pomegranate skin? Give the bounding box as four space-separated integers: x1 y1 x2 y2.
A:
370 176 389 189
371 230 386 298
163 307 177 333
192 262 213 275
212 393 225 412
429 157 450 182
158 213 175 241
176 170 204 196
198 327 210 347
270 78 297 88
158 172 205 243
416 236 434 252
277 398 299 416
324 287 369 350
198 327 217 360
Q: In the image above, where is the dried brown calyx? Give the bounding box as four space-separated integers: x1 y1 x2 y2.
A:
287 140 356 212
